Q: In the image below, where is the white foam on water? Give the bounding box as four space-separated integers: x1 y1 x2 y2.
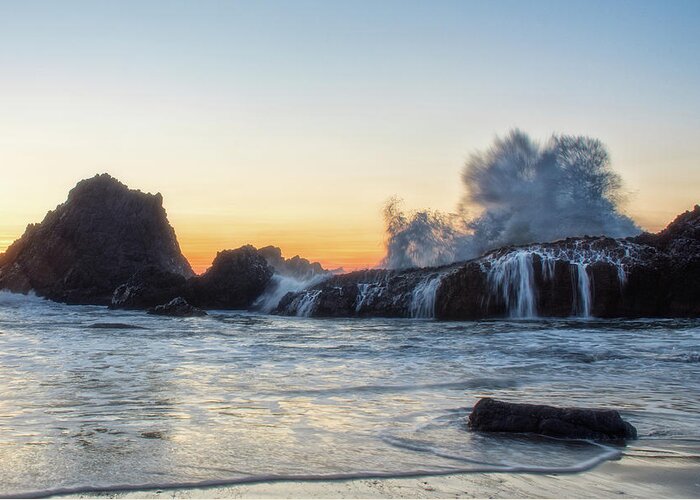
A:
2 442 621 499
0 290 46 308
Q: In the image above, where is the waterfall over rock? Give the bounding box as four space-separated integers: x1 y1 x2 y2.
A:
572 263 592 318
273 238 648 320
486 251 537 318
295 290 322 317
438 236 665 320
355 282 387 313
476 239 647 318
409 276 443 318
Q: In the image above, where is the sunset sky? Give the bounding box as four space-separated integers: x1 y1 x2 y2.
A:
1 0 699 273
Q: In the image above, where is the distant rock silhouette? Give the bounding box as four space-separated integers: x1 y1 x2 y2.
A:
0 174 193 304
258 245 326 280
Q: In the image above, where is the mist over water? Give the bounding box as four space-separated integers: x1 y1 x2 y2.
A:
383 130 641 269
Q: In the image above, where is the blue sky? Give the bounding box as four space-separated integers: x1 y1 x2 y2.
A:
1 0 698 269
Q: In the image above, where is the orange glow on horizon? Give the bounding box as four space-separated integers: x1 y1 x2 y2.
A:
176 225 386 274
0 202 687 276
185 251 382 275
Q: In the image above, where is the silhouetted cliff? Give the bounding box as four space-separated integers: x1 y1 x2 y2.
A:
0 174 193 304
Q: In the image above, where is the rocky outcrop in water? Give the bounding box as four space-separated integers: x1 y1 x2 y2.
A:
0 174 193 305
275 267 451 318
250 247 331 314
185 245 274 309
436 236 664 319
111 245 274 310
277 206 700 319
468 397 637 440
148 297 207 317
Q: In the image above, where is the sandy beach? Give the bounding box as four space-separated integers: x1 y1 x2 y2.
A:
61 452 699 499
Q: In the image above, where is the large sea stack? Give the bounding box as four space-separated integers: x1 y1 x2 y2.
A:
0 174 193 304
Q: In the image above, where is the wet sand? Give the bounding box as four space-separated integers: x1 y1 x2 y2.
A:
63 453 699 499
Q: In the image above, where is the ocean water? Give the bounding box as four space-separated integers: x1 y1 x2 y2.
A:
0 291 699 497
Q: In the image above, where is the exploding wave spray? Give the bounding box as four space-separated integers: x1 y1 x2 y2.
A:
383 130 641 269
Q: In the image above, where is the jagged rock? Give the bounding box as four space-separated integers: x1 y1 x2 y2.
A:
186 245 273 309
111 266 187 309
0 174 193 305
634 205 700 259
468 397 637 441
148 297 207 317
258 245 326 280
631 205 700 316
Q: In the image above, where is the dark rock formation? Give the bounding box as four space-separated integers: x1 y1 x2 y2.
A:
109 245 276 311
634 205 700 259
185 245 273 309
3 171 696 320
631 205 700 317
148 297 207 317
258 245 327 280
0 174 193 305
278 205 700 319
436 236 665 320
468 397 637 441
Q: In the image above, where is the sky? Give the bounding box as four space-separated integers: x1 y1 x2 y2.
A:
0 0 699 273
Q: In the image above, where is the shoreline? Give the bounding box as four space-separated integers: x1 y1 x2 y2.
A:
54 453 700 499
